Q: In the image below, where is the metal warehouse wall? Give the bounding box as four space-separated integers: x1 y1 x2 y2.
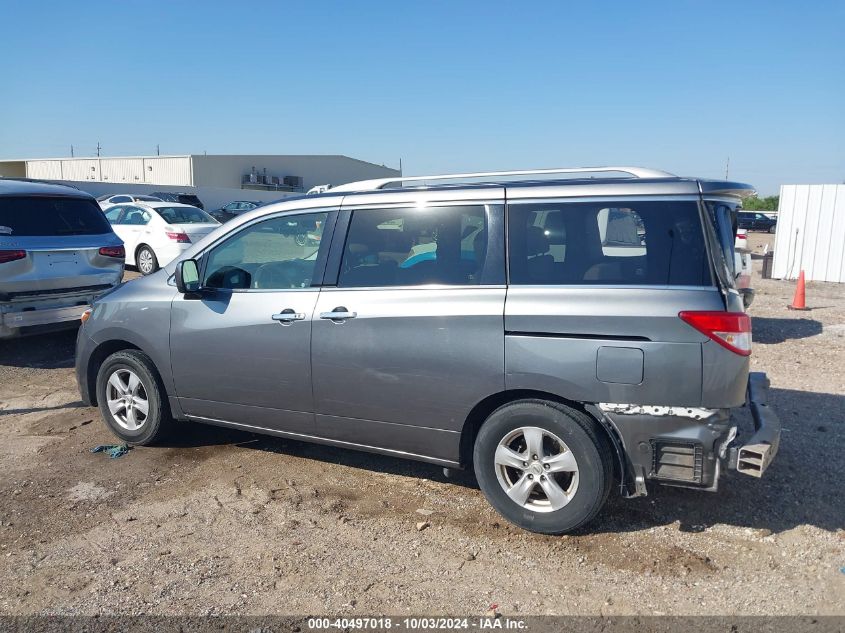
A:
191 155 399 190
26 157 193 186
772 184 845 282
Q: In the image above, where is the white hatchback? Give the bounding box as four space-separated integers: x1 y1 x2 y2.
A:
103 202 219 275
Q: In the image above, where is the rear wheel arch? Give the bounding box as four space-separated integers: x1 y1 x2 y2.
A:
459 390 622 481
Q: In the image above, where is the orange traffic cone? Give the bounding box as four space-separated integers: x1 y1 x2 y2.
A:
788 270 810 310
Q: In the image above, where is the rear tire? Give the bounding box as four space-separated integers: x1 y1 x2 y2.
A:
96 350 171 445
768 225 776 234
136 245 158 275
473 399 613 534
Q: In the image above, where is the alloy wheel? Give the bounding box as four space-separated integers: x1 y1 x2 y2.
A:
105 368 149 431
494 426 579 512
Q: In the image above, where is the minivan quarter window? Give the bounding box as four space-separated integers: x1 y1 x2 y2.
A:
338 205 502 287
508 200 711 286
202 212 329 290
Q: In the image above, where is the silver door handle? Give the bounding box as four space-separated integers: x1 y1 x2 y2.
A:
272 310 306 322
319 309 357 320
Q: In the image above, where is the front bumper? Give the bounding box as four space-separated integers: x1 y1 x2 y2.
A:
729 371 781 477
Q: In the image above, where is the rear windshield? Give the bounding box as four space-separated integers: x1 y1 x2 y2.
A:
0 196 112 236
134 195 161 202
154 206 214 224
508 200 712 286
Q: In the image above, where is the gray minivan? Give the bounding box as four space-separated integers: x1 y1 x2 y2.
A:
75 167 780 534
1 180 125 339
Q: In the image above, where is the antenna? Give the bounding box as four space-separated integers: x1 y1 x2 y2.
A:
725 156 730 180
156 144 160 156
70 145 74 158
96 142 101 157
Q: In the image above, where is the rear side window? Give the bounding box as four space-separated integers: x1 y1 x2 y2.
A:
508 201 711 286
154 206 214 224
706 201 738 281
0 196 112 236
338 205 496 287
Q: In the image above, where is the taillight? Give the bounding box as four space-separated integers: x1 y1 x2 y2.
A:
736 233 747 240
0 250 26 264
99 246 125 258
679 311 752 356
166 232 191 243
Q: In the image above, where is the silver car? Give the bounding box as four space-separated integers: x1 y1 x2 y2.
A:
0 180 125 339
75 167 780 534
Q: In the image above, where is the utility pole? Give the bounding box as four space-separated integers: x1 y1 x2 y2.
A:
725 156 730 180
96 142 101 157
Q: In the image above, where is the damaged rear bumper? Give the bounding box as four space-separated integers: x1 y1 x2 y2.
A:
729 371 781 478
594 371 780 496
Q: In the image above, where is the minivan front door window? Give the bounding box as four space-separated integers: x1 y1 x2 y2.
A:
203 212 329 290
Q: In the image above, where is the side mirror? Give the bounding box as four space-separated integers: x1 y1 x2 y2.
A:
175 259 201 294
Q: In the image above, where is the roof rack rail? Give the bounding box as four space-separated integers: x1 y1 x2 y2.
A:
330 166 676 193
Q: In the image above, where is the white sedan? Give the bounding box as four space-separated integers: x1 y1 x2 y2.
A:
97 193 163 210
104 201 219 275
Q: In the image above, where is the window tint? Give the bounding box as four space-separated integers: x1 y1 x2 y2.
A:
0 196 112 236
707 201 738 282
203 212 328 290
123 207 151 225
111 196 131 203
508 201 711 286
104 206 124 223
154 206 214 224
338 205 490 287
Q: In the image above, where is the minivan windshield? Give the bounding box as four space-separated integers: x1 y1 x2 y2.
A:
0 196 112 236
153 206 215 224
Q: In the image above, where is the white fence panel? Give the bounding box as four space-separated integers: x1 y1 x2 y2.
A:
772 184 845 282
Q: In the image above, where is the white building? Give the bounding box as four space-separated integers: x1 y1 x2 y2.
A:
772 184 845 283
0 154 400 210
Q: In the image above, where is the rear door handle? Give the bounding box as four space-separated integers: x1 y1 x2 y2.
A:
319 306 357 320
272 309 306 323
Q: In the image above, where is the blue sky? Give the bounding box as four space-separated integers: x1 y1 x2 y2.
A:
1 1 843 195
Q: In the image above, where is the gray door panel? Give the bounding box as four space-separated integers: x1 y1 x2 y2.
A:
311 288 506 436
170 290 319 432
314 413 462 464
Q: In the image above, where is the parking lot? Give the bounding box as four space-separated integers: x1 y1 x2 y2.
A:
1 233 843 616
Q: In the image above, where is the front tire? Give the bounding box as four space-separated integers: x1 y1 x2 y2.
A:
473 399 613 534
96 350 171 445
136 245 159 275
768 225 777 234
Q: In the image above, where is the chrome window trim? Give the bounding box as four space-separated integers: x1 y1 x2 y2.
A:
505 194 703 205
320 285 507 292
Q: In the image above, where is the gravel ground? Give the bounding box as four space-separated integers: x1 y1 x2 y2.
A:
0 240 843 616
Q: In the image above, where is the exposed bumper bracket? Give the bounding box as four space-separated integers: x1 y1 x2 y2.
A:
732 372 781 478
